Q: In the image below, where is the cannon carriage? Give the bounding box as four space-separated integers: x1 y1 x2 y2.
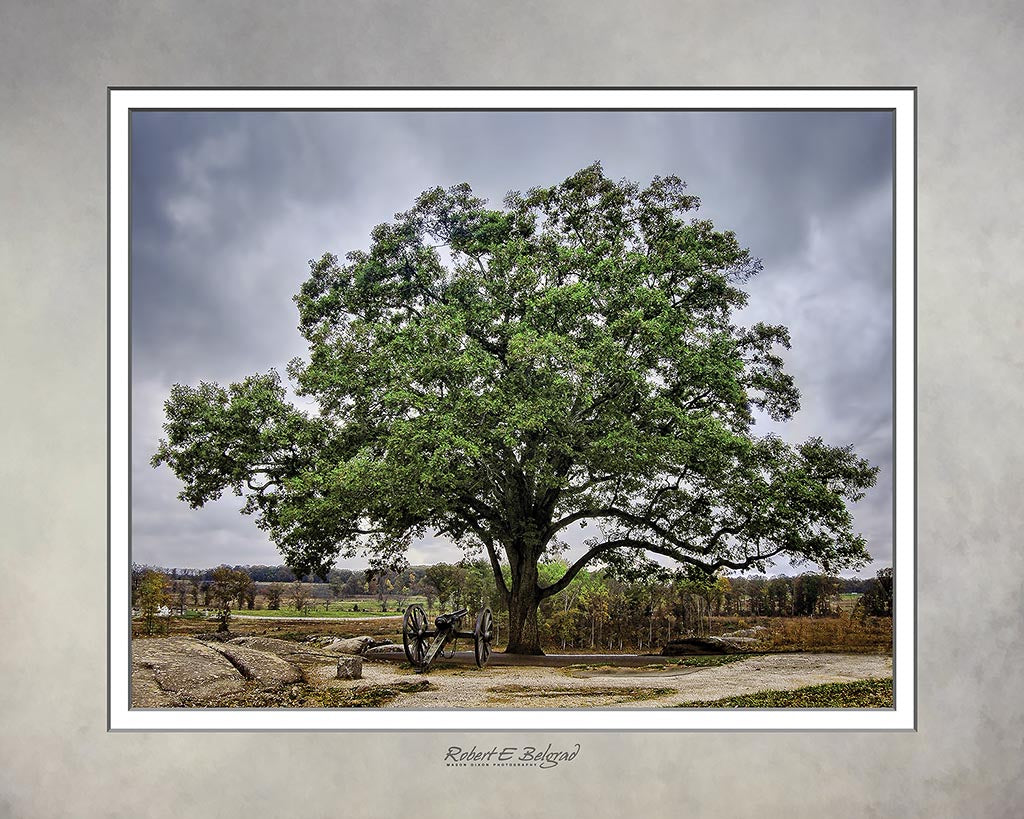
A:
402 604 493 672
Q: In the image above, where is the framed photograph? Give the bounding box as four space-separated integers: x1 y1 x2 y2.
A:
109 88 915 731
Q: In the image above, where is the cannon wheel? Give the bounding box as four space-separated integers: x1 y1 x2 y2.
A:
474 607 493 668
402 605 430 668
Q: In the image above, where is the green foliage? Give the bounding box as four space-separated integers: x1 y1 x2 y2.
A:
423 560 502 612
675 677 893 708
793 572 842 616
136 569 171 635
152 163 878 650
208 566 251 631
859 567 893 617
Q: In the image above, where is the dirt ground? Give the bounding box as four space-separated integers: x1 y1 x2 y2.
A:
132 631 891 709
338 653 891 708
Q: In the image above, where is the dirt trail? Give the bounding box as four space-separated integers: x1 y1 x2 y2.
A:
309 652 892 709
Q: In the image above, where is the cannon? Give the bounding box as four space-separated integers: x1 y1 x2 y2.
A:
402 604 493 672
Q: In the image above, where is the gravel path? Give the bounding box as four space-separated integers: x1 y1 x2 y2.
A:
311 653 892 709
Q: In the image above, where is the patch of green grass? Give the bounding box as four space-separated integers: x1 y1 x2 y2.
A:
175 679 435 708
671 654 753 668
674 678 893 708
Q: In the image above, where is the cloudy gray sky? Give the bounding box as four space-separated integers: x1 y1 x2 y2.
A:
131 110 893 576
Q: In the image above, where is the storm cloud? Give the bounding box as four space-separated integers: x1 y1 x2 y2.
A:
130 110 894 575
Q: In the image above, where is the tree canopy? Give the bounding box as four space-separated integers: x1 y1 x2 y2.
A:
153 162 877 652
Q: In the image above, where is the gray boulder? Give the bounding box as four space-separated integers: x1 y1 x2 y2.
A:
336 656 363 680
662 637 749 656
323 636 376 655
322 636 395 655
363 644 406 658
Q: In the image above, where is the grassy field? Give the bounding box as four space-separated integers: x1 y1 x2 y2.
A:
707 613 891 654
156 594 433 620
135 612 405 641
764 615 891 653
140 604 891 656
250 593 429 613
228 607 402 619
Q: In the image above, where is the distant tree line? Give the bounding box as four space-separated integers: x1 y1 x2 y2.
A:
409 562 893 652
132 561 892 647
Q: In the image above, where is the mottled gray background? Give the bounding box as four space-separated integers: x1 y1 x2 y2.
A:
2 2 1022 817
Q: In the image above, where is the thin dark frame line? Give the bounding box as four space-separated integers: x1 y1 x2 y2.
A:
912 87 919 732
125 107 897 113
110 92 913 733
109 85 918 91
127 110 134 710
891 108 898 708
117 102 904 723
109 728 910 734
106 88 112 732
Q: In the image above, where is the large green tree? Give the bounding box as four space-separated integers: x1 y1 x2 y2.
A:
153 163 877 654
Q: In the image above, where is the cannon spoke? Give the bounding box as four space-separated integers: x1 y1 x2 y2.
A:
474 607 493 668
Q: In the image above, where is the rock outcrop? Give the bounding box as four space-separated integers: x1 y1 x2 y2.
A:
132 637 247 706
226 636 337 663
207 642 302 687
661 629 768 656
132 637 328 706
307 636 396 655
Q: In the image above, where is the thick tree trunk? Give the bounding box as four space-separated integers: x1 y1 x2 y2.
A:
505 581 543 654
501 544 546 654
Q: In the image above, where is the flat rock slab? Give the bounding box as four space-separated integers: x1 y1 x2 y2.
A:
132 637 246 706
226 637 337 663
208 642 302 688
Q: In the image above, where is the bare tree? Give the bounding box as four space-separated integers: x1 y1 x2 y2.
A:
266 583 283 610
291 581 309 613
